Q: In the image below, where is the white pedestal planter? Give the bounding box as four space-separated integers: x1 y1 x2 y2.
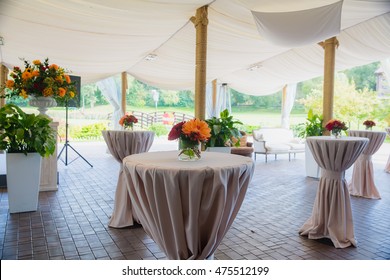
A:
305 143 320 179
6 153 42 213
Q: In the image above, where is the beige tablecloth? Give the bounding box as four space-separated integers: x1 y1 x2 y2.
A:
123 151 255 260
386 128 390 173
299 136 368 248
348 130 386 199
102 130 155 227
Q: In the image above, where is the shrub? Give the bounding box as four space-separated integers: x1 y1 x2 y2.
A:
147 123 168 137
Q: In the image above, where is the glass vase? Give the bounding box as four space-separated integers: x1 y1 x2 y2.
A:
124 124 134 131
331 130 342 139
178 139 201 161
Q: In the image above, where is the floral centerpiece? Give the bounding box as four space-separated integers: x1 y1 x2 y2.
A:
363 120 376 130
325 119 348 138
119 114 138 130
168 119 211 161
1 58 77 116
1 58 77 100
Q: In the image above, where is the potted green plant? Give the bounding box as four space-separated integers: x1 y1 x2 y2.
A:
205 109 242 152
0 104 56 213
297 109 324 178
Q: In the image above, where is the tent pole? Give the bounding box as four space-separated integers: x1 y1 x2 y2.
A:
191 5 208 120
0 64 8 108
121 72 127 114
320 37 338 135
281 84 288 129
212 79 217 117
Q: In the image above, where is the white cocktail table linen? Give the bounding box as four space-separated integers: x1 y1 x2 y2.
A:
348 130 386 199
299 136 368 248
123 151 255 260
385 128 390 173
102 130 154 228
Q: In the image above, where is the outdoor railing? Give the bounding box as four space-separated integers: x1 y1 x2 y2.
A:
128 111 194 129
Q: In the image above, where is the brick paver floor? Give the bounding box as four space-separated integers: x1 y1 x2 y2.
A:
1 139 389 260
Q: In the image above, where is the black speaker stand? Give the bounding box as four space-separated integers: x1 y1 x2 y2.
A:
57 102 93 167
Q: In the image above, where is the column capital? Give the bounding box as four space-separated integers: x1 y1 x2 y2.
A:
318 36 339 49
190 6 208 27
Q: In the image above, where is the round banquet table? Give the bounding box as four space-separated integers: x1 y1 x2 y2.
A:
299 136 368 248
102 130 155 228
386 128 390 173
122 151 255 260
348 130 387 199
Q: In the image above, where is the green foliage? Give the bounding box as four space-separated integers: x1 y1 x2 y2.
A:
205 109 242 147
298 73 381 129
343 62 380 91
230 89 282 110
147 124 168 137
0 104 56 157
296 108 324 138
71 123 108 140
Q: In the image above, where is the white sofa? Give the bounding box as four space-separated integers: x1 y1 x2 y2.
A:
252 128 305 162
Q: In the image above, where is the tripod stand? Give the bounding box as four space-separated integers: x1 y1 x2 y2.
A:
57 102 93 167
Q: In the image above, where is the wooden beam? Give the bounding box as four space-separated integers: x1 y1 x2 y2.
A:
190 5 208 120
0 64 8 108
320 37 339 135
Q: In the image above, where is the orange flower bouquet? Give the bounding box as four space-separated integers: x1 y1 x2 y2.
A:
119 114 138 130
1 58 77 101
168 118 211 160
363 120 375 130
325 119 348 138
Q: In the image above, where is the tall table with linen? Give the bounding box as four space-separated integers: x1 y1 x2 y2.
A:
122 151 255 260
348 130 386 199
386 127 390 173
102 130 155 228
299 136 368 248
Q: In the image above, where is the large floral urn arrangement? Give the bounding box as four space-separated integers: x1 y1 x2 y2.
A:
1 58 77 116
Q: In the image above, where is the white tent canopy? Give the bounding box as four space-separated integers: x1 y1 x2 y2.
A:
0 0 389 96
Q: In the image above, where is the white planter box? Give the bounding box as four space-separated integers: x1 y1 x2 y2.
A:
6 153 42 213
205 147 232 153
305 143 321 179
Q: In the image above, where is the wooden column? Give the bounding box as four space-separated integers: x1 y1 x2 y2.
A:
281 84 288 128
212 79 217 117
0 64 8 108
319 37 339 135
121 72 127 114
191 6 208 120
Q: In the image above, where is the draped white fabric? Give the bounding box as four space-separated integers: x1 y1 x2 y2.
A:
252 1 343 47
216 83 231 116
381 58 390 82
0 0 390 96
206 81 232 118
281 83 297 129
96 77 123 130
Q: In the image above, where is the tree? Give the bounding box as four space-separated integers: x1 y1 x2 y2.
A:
343 61 380 91
298 73 379 129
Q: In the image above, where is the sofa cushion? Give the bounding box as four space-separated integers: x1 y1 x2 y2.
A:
265 143 291 152
288 142 305 151
231 133 248 147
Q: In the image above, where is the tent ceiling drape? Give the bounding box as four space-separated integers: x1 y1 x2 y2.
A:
0 0 389 96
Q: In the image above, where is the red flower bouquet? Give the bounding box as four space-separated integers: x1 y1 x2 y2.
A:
363 120 375 129
168 119 211 160
119 114 138 130
325 119 348 138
